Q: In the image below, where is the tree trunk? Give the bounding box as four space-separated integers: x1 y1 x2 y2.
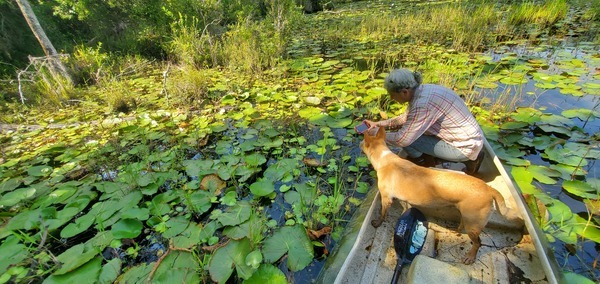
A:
15 0 72 84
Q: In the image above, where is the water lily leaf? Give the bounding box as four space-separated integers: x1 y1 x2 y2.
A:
60 208 96 238
264 159 298 182
537 124 572 136
539 114 573 126
0 187 36 207
500 121 528 130
549 164 588 179
527 165 561 185
98 258 121 284
0 178 21 194
298 107 323 119
304 96 322 105
218 201 251 226
183 159 214 177
54 231 113 275
245 250 263 269
121 207 150 221
201 174 226 193
562 180 598 199
162 216 190 238
262 224 313 272
561 108 599 121
563 271 595 284
44 257 102 284
244 153 267 167
209 238 255 283
510 167 538 194
250 179 275 197
327 117 353 128
244 264 287 284
511 108 542 124
111 218 143 239
114 263 152 283
0 236 28 274
187 190 213 215
223 212 265 244
27 165 53 177
152 251 201 283
544 145 588 167
172 222 203 249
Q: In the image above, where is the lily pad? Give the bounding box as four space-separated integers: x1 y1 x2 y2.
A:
209 238 255 283
111 218 143 239
218 201 251 226
44 257 102 284
250 179 276 197
562 180 598 199
262 224 314 272
244 264 287 284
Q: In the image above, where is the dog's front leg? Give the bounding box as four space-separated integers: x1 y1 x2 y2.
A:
372 192 392 227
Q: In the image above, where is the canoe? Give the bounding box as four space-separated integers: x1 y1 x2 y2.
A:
317 139 564 284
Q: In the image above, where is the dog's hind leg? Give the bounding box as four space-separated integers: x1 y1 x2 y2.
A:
463 229 482 265
459 208 490 264
372 191 392 228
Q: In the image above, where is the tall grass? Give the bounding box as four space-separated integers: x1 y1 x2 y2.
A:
356 2 502 52
508 0 568 28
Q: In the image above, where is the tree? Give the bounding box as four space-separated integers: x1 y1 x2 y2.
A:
14 0 72 84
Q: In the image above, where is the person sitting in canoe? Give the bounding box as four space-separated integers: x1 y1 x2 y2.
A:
363 68 485 175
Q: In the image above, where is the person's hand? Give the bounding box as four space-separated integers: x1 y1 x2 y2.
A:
364 120 379 130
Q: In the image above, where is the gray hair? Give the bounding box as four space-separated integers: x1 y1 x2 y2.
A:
383 69 423 93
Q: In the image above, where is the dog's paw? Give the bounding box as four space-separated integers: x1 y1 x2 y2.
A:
462 255 476 265
371 219 383 228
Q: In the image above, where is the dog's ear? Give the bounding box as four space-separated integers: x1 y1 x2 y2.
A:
375 127 385 139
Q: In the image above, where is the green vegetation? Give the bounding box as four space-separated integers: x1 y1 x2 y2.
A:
0 0 599 283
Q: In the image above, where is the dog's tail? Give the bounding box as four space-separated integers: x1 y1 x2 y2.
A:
490 186 509 216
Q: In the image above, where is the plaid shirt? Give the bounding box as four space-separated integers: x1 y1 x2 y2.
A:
381 84 484 160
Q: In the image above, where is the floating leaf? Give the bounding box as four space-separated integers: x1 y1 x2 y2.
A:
218 201 251 226
44 257 102 284
510 167 538 194
54 232 113 275
563 271 595 284
262 225 314 272
0 236 28 274
511 108 542 124
111 218 143 239
304 96 322 105
562 180 598 199
544 145 588 167
201 174 226 193
561 108 598 121
244 264 287 284
245 250 263 269
152 251 201 283
0 187 36 207
527 165 561 185
0 178 21 194
183 159 214 177
250 179 275 197
27 165 53 177
98 258 122 284
209 238 255 283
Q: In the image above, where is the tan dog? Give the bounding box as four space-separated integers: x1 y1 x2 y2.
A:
360 127 508 264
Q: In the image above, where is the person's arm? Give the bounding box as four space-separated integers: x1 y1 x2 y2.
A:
365 112 407 130
386 106 436 147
